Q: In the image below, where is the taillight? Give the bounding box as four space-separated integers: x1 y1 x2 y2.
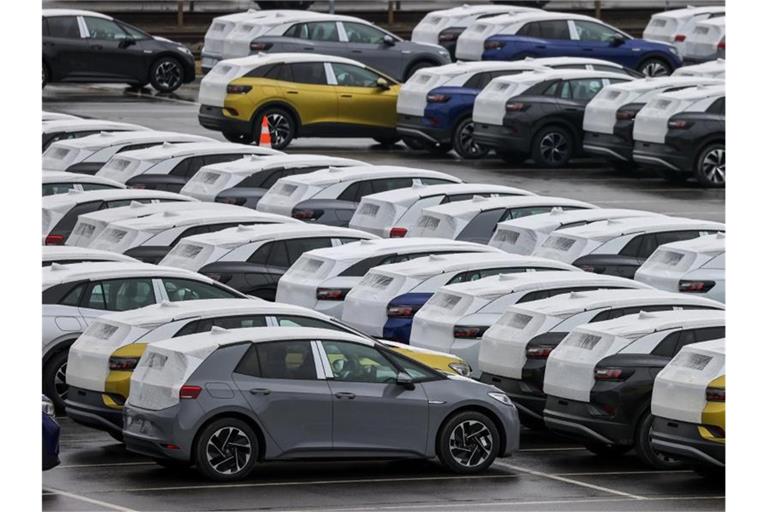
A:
250 42 273 52
668 119 692 129
526 344 555 359
316 288 350 301
484 40 505 50
179 385 202 399
453 325 488 339
291 208 323 221
616 110 637 121
717 37 725 50
215 196 246 206
438 29 462 43
427 93 451 103
594 368 632 381
109 356 140 371
205 272 232 284
45 234 65 245
673 34 686 42
706 386 725 402
505 102 529 112
702 424 725 438
227 84 252 94
387 304 421 318
679 280 715 293
389 226 408 238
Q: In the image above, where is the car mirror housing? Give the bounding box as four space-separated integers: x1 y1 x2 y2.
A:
382 35 396 46
610 35 626 47
396 371 415 390
376 78 390 90
119 37 136 49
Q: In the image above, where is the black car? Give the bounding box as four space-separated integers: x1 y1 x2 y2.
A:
473 70 631 167
43 9 195 92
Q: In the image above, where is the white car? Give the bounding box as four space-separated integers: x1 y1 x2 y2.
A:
42 170 125 196
160 223 378 300
478 288 724 425
88 205 299 263
43 111 79 122
180 154 366 206
642 6 725 50
410 271 649 374
276 238 501 319
96 141 282 192
682 16 725 63
256 165 462 222
672 59 725 79
42 188 195 245
534 216 725 278
42 130 213 174
42 119 148 151
349 183 534 238
42 245 138 266
342 252 579 341
42 261 246 409
489 208 663 255
635 233 725 303
407 195 595 244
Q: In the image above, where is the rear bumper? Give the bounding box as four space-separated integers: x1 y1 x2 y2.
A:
583 131 633 162
396 114 452 145
473 123 528 153
66 386 124 437
479 373 546 422
383 318 414 344
198 104 251 134
123 404 192 462
633 141 694 173
651 417 725 467
544 396 634 446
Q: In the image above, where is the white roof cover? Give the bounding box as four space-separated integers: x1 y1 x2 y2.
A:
43 188 190 215
375 252 576 279
42 245 139 264
277 165 459 187
48 130 212 151
672 59 726 78
41 171 125 188
424 195 594 220
633 84 725 143
634 233 725 290
42 119 149 135
42 261 206 289
545 216 725 243
43 9 111 19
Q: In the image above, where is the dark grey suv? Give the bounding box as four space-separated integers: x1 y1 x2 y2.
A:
123 327 519 481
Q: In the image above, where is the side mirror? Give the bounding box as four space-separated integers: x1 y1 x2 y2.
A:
375 77 390 90
610 35 626 47
119 37 136 49
396 371 415 390
382 35 396 47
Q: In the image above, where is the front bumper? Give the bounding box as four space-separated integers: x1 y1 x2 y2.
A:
633 141 694 173
198 104 251 134
582 131 633 162
651 417 725 468
479 373 546 422
396 114 452 145
66 386 124 437
473 123 529 153
42 413 60 471
544 396 634 447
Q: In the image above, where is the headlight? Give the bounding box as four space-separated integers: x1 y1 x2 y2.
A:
42 396 55 417
488 392 513 406
448 362 472 377
178 46 193 56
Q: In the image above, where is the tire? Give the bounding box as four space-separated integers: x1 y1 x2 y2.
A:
635 411 685 469
694 143 725 188
373 136 401 147
195 418 259 481
43 61 50 88
585 443 632 457
43 350 70 413
437 411 500 474
150 56 184 93
452 118 490 160
638 58 673 77
532 126 574 168
254 106 296 150
222 132 254 144
405 61 438 80
496 150 527 165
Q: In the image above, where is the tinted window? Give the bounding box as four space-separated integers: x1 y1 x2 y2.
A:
321 341 398 383
60 283 86 306
84 278 155 311
448 267 532 285
117 142 161 153
518 285 622 303
162 278 239 301
84 16 129 40
249 241 289 267
275 315 350 333
264 63 292 82
620 234 658 258
212 315 268 329
420 178 456 186
245 64 279 78
331 63 381 87
81 183 119 192
694 326 726 343
566 78 606 102
517 22 540 38
255 341 317 380
306 21 341 42
456 209 505 242
284 23 308 39
43 183 77 196
370 177 414 195
463 72 490 90
46 16 80 38
537 20 571 40
174 223 244 245
655 230 707 247
290 63 328 85
343 22 388 44
707 97 725 115
502 206 581 222
573 20 620 42
338 180 374 202
284 237 334 262
652 331 680 357
51 200 104 235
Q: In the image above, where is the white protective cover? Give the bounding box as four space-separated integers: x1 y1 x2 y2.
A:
349 183 534 237
411 5 537 45
672 59 725 79
43 112 79 122
635 233 725 292
489 209 662 255
633 84 725 144
220 11 332 59
651 338 725 423
180 154 366 202
543 310 725 402
202 10 264 65
642 7 725 46
455 11 539 61
42 171 125 191
43 245 139 265
199 53 294 107
42 119 149 136
583 76 722 135
682 17 725 61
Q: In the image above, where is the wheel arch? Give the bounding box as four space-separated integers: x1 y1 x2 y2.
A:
250 101 302 135
43 335 81 367
435 404 508 457
637 53 676 73
146 51 186 82
191 410 268 463
531 118 579 152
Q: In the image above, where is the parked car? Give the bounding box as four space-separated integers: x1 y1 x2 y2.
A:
681 17 725 64
123 326 519 480
342 252 578 343
543 310 725 467
43 9 195 92
407 195 595 244
257 165 462 225
651 338 725 475
42 188 195 245
632 84 725 186
489 208 662 255
642 6 725 52
457 12 681 76
42 395 60 470
276 238 501 318
534 216 725 278
583 76 723 169
88 206 298 263
42 119 148 151
41 261 246 409
350 183 534 237
181 154 366 207
43 245 138 266
42 170 125 196
96 141 281 192
410 271 649 374
44 111 79 122
478 288 724 428
159 223 378 300
473 69 633 167
672 59 725 79
635 233 725 303
42 131 212 174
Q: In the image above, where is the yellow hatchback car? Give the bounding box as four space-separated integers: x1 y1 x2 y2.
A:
204 54 401 149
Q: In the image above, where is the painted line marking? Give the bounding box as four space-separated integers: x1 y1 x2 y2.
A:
43 488 137 512
555 469 694 476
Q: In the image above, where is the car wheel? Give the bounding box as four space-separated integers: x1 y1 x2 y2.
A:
635 411 684 469
437 411 500 474
405 61 437 80
195 418 259 481
496 150 528 164
694 143 725 188
585 442 632 457
373 136 401 147
43 62 50 88
532 126 574 168
150 56 184 93
254 107 295 150
639 58 672 77
222 131 254 144
43 350 69 412
453 118 490 160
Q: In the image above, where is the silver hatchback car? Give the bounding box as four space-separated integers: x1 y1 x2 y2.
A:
123 327 519 481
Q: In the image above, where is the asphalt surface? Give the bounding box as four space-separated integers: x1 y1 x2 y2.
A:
42 83 725 511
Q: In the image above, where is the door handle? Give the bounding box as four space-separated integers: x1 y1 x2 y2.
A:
334 392 356 400
286 90 299 95
249 388 271 395
90 44 103 50
340 94 353 98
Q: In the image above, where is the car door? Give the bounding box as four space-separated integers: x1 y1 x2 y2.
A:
571 20 633 65
557 77 615 130
318 340 430 454
339 22 402 79
329 62 398 129
77 277 158 325
282 21 344 56
524 20 581 57
43 15 87 79
243 241 289 299
232 340 334 454
284 62 338 128
81 15 144 80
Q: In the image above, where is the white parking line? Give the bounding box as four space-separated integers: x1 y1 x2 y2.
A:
556 469 694 477
43 488 137 512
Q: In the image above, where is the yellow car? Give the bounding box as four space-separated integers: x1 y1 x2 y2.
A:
204 54 401 149
650 339 725 475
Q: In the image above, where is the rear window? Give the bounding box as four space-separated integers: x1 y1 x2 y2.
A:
290 63 327 85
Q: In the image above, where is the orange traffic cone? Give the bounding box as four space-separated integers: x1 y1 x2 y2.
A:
258 116 272 148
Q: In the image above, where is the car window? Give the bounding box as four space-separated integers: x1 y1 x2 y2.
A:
651 331 681 357
162 278 239 301
707 97 725 115
338 180 378 202
331 63 381 87
80 183 118 192
263 63 293 82
518 285 622 303
174 223 244 245
306 21 341 42
620 233 659 258
239 341 317 380
463 72 490 90
343 22 388 44
447 266 533 285
46 16 80 39
566 78 606 102
84 16 130 40
84 278 155 311
43 183 76 196
284 23 308 39
255 165 326 189
573 20 621 42
369 177 414 195
456 209 505 241
274 315 350 333
385 350 440 381
284 237 334 262
289 63 328 85
655 230 706 248
118 22 149 40
502 206 579 222
694 326 726 343
536 20 571 40
249 241 289 267
60 283 86 306
591 304 676 323
51 200 104 235
420 178 456 186
117 142 162 153
321 341 398 383
212 315 268 329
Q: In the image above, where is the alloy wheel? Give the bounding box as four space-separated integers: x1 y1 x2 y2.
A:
539 132 568 165
458 121 487 158
205 426 253 475
448 420 494 468
701 148 725 185
642 60 670 77
54 360 68 402
265 112 292 148
154 60 182 91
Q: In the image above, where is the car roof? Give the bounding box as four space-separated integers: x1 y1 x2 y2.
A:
576 309 725 338
603 75 723 93
200 154 366 176
654 232 725 256
116 141 280 161
489 68 631 88
42 261 206 288
417 60 546 76
42 188 192 211
427 5 536 17
107 207 296 231
674 59 725 76
528 56 625 68
552 216 725 242
267 12 366 25
653 6 725 18
52 131 212 150
42 245 138 262
496 208 661 231
373 252 578 278
298 237 497 262
652 83 725 102
279 165 460 186
361 183 533 204
41 171 123 186
181 223 376 248
422 195 595 218
43 9 111 19
42 119 147 134
480 11 604 26
73 200 207 224
695 16 726 28
221 51 367 69
678 338 725 357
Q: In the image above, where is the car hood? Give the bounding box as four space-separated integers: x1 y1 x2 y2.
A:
396 39 450 57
